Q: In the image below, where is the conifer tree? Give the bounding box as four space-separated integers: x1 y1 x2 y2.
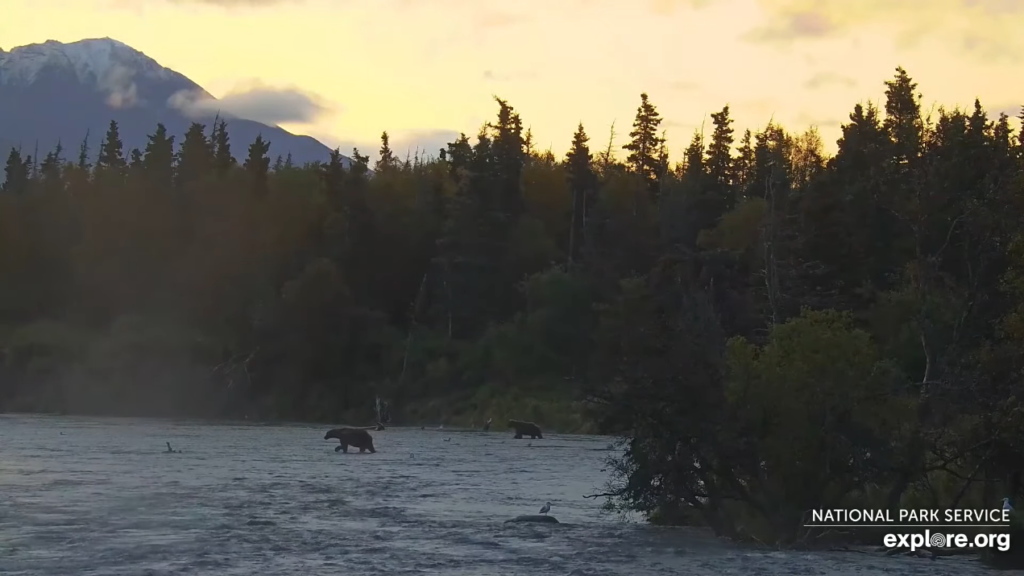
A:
243 134 271 195
375 131 397 172
349 148 370 182
623 93 666 197
565 123 595 267
143 123 176 187
40 141 63 181
681 131 705 182
128 148 143 169
177 122 214 187
883 66 923 165
444 134 472 177
96 120 127 177
489 97 525 219
3 148 29 194
706 105 736 211
524 128 535 156
24 153 35 182
77 130 91 171
211 119 235 176
346 148 374 248
321 148 346 206
284 153 294 170
734 129 754 196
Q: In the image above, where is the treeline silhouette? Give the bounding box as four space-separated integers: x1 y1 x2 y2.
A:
3 67 1024 547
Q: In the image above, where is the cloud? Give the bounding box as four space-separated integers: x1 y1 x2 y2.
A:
166 0 529 26
741 0 1024 58
804 72 855 90
100 64 140 109
167 0 300 6
994 104 1024 118
648 0 715 14
963 0 1024 15
664 119 702 132
168 82 331 125
745 8 836 42
795 112 843 129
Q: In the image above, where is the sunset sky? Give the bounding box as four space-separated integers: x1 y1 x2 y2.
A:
3 0 1023 162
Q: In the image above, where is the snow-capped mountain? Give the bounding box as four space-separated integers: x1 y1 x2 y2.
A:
0 38 177 88
0 38 337 165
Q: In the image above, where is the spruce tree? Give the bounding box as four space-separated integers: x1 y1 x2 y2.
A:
375 131 397 172
349 148 370 182
883 66 923 164
177 122 214 187
489 97 525 219
143 123 176 187
96 119 127 177
523 128 535 156
622 93 666 197
565 123 596 266
2 148 29 194
322 148 346 197
24 153 35 182
444 134 472 177
681 131 705 182
734 129 755 196
706 105 736 211
211 119 235 176
320 148 349 262
77 130 91 170
40 141 63 181
243 134 271 195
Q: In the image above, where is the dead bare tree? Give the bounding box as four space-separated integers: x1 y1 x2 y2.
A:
211 347 259 390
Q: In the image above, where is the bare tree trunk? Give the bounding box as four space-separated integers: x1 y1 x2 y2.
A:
443 261 453 340
760 163 780 328
400 273 428 385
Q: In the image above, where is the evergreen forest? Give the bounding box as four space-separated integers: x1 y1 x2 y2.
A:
3 67 1024 544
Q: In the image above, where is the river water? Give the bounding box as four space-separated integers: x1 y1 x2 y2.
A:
0 414 1004 575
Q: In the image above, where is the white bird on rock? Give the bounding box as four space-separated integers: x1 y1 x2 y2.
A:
539 502 551 515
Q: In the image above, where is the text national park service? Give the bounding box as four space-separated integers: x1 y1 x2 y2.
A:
810 508 1012 524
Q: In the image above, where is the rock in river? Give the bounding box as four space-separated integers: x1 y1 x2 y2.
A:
505 515 559 524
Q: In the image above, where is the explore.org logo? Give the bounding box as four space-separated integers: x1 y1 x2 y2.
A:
804 507 1014 553
883 530 1011 553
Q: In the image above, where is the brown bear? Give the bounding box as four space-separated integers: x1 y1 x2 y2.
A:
508 419 543 439
324 427 376 453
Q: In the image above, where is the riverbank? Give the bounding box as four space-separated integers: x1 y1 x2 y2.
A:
0 385 598 436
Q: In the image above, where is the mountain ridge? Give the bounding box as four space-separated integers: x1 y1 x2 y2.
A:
0 37 341 165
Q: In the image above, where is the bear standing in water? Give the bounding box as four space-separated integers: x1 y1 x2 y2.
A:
324 428 376 453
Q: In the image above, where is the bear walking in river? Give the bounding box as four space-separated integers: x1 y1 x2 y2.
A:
324 428 376 453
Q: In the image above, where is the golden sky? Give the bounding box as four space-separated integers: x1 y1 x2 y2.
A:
3 0 1023 161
